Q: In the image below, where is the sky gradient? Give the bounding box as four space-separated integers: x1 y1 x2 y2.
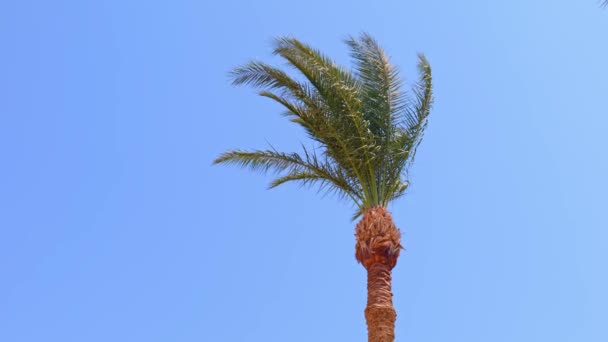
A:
1 0 607 341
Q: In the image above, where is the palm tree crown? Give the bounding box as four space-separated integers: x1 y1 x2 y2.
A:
214 33 433 218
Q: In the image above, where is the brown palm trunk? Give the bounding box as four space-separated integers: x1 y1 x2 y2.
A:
355 207 402 342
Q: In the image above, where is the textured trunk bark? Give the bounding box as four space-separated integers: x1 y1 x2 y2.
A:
354 207 401 342
365 263 396 342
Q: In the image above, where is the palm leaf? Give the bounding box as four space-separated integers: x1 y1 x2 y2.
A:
215 33 433 217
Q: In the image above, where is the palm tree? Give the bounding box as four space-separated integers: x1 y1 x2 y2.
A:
213 33 433 342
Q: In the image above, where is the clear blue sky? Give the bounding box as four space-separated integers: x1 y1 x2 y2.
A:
1 1 607 341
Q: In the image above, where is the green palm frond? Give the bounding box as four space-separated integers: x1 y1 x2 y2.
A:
272 37 377 181
403 54 433 167
213 147 364 207
215 33 433 218
345 33 406 138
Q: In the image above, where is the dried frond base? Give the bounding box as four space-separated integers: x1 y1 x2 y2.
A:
355 207 402 269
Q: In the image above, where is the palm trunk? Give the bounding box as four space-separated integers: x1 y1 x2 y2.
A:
365 263 396 341
355 207 402 342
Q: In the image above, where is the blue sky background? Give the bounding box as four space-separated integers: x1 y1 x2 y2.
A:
1 1 607 341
